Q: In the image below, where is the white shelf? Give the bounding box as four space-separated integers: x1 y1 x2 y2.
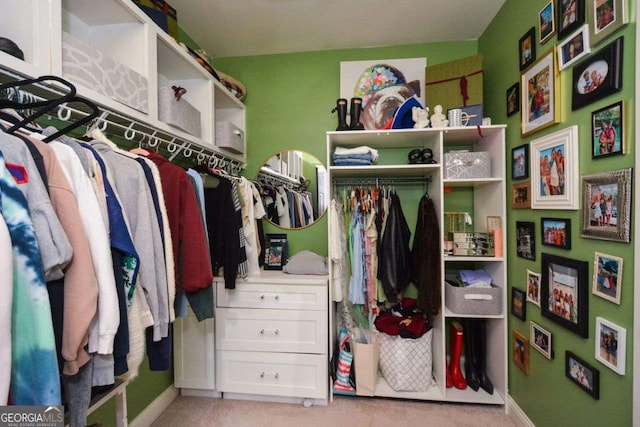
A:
2 0 246 167
327 126 507 408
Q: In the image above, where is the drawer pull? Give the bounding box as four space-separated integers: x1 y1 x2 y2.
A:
260 295 265 300
274 295 280 301
259 328 280 335
260 372 280 379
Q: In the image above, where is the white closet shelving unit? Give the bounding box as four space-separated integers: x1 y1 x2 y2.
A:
326 125 507 406
1 0 246 165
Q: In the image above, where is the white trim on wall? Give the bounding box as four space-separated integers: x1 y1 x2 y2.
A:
507 395 536 427
634 1 639 425
130 386 179 427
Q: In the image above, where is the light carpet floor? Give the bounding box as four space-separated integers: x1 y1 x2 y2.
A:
151 395 517 427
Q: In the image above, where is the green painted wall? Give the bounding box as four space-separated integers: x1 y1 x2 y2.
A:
213 42 478 256
119 3 634 425
480 1 635 426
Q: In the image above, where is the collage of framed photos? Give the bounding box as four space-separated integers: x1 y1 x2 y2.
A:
509 0 630 399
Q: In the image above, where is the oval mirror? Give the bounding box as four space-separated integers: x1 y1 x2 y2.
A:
256 150 328 229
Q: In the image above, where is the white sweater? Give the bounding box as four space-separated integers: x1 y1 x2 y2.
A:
50 141 120 355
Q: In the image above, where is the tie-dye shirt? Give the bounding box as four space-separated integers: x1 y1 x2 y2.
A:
0 151 60 405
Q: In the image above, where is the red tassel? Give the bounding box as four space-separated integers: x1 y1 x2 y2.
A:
460 76 469 106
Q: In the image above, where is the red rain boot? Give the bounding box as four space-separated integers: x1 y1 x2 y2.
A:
447 321 467 390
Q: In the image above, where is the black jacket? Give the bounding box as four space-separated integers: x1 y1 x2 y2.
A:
378 192 415 302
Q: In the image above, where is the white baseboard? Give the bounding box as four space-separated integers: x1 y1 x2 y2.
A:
507 395 535 427
130 385 179 427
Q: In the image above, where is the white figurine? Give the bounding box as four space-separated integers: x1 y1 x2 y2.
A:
430 104 449 128
412 106 430 129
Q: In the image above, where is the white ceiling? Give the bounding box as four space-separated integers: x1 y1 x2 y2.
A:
169 0 507 58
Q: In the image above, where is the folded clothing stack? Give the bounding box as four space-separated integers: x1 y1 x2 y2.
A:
457 269 492 287
333 145 379 166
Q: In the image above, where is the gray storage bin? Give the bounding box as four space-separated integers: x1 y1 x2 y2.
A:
215 121 245 154
158 87 202 137
445 281 501 315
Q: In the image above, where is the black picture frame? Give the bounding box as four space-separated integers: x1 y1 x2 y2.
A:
541 253 589 337
507 82 520 116
557 0 585 40
264 233 288 270
591 100 624 158
511 144 529 180
566 351 600 399
516 221 536 260
571 36 623 110
511 287 526 321
519 27 537 70
541 217 572 249
539 1 556 44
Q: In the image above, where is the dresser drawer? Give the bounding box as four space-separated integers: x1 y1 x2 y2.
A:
216 281 326 311
216 351 327 399
216 308 327 354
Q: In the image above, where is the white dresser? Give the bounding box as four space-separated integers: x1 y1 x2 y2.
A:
174 271 329 406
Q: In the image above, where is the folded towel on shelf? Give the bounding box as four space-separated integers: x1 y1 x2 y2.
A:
333 157 374 166
334 146 379 161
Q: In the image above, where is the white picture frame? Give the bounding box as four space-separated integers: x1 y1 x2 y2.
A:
592 252 623 304
530 321 553 359
526 269 541 307
595 317 626 375
530 126 579 210
558 25 591 70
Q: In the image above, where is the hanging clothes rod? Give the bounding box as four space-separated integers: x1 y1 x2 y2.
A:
0 68 245 176
332 176 432 186
258 166 304 190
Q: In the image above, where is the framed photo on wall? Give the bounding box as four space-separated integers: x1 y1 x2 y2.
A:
507 82 520 116
541 217 571 249
512 287 526 321
530 126 579 210
558 25 591 70
557 0 585 40
566 351 600 399
593 252 623 304
521 48 560 136
516 221 536 261
580 168 632 242
512 144 529 180
526 269 541 307
541 253 589 338
539 1 556 44
587 0 628 46
513 330 530 375
595 317 626 375
519 27 536 70
592 100 624 158
571 36 623 110
512 182 532 209
531 321 553 359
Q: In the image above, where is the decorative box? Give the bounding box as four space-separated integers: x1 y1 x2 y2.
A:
425 54 483 114
445 151 491 179
460 104 483 126
158 87 201 137
215 122 245 154
62 32 148 113
133 0 178 40
445 281 501 316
